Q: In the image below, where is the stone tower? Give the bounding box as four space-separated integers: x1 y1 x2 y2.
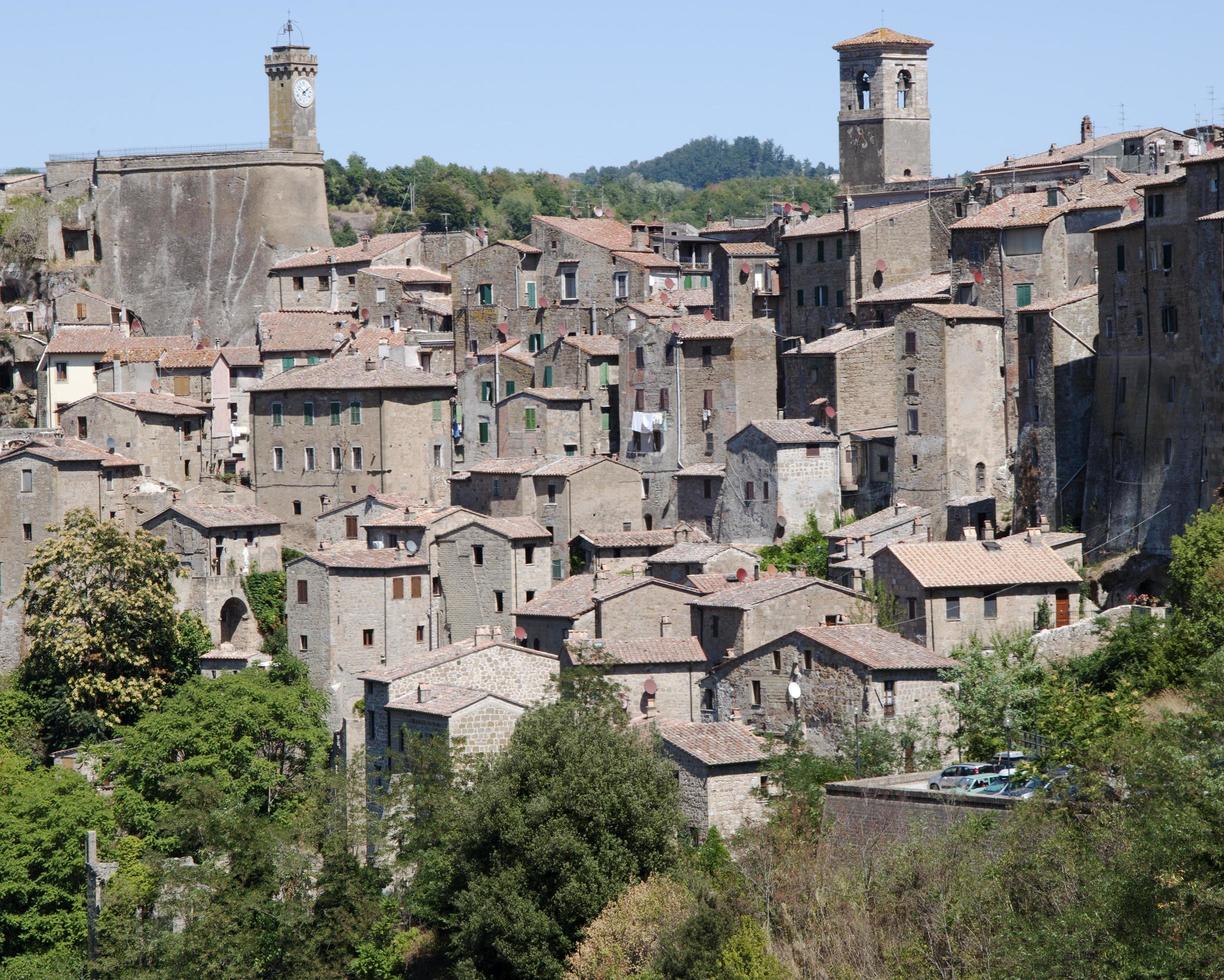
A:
834 27 934 190
265 44 319 152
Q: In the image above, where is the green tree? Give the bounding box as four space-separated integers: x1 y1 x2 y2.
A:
715 916 788 980
941 632 1044 760
416 700 682 978
16 510 200 747
757 511 829 577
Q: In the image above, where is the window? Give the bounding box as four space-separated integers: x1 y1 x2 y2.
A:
552 558 563 580
701 345 712 368
524 544 535 565
975 461 986 492
330 446 342 470
481 380 493 402
1167 376 1177 404
857 70 871 110
351 446 364 470
299 634 309 652
433 444 442 467
613 272 628 298
524 407 537 430
1146 193 1164 217
1026 356 1036 380
836 238 844 260
528 332 543 353
272 447 284 471
301 401 316 427
392 577 405 600
478 420 490 444
1118 377 1127 404
494 590 504 612
560 266 578 300
905 369 917 394
1116 244 1126 272
1136 315 1145 337
477 283 493 306
542 366 553 388
795 242 804 264
492 478 501 499
907 597 917 620
281 356 295 371
433 575 442 596
410 576 422 599
600 407 611 431
1161 242 1173 271
293 500 302 515
946 596 961 621
1164 437 1173 465
906 409 919 434
763 482 770 501
633 345 645 369
349 400 362 424
296 579 308 603
984 594 997 619
22 523 31 542
472 544 484 566
808 444 822 458
525 281 537 307
703 389 714 410
416 624 426 643
271 402 283 427
525 590 535 603
658 388 669 411
375 286 386 303
598 361 610 386
19 468 32 493
815 285 829 306
745 481 755 501
431 399 443 422
796 289 805 307
711 615 720 637
505 380 516 397
816 240 825 262
896 68 912 108
54 360 68 383
1015 283 1033 308
904 331 917 355
705 432 714 455
751 680 762 706
308 355 319 365
362 629 374 647
329 401 341 425
1105 316 1115 338
835 289 844 307
303 447 316 471
1161 305 1179 334
703 478 712 499
772 651 782 672
1003 228 1044 256
292 275 305 291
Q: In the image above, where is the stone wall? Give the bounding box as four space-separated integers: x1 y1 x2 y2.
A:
449 698 524 754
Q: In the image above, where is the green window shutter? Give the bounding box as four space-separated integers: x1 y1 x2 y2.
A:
303 403 314 426
272 403 283 427
552 558 562 580
505 380 516 397
282 356 294 370
307 355 319 366
481 381 492 402
432 400 442 421
525 408 536 430
600 407 610 431
1016 283 1032 307
701 275 709 287
478 284 493 305
525 281 537 308
599 362 609 386
543 366 553 387
330 401 341 425
684 275 693 289
478 421 489 444
350 401 362 424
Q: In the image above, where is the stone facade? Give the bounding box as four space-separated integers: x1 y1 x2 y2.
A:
496 388 594 458
455 345 535 467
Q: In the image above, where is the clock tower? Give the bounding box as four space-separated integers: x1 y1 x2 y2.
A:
265 42 319 153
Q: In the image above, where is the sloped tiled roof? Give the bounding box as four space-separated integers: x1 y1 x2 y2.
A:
612 250 680 269
441 514 552 541
1021 285 1098 313
685 572 741 594
669 287 714 309
978 127 1167 174
85 392 210 417
577 527 710 549
388 684 516 716
257 311 356 352
718 241 778 257
529 456 611 477
691 574 852 609
833 26 934 51
912 303 1004 321
854 272 951 305
782 200 927 239
794 624 957 670
495 239 542 254
359 636 556 683
648 542 753 565
739 419 840 445
788 326 893 356
533 216 634 251
361 264 451 284
270 232 419 270
578 637 707 666
673 316 754 340
463 456 545 475
516 574 596 618
880 537 1081 588
829 503 930 541
674 463 725 478
153 501 282 530
291 547 429 571
508 386 590 402
0 436 139 469
45 329 194 357
658 720 767 766
622 301 680 319
251 356 455 392
562 334 621 356
364 504 467 529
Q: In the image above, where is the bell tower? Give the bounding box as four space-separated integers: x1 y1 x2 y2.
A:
834 27 933 190
265 24 319 153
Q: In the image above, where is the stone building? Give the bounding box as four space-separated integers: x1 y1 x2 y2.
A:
316 492 460 547
825 501 930 591
355 263 452 330
65 391 213 486
141 492 281 650
570 526 710 576
156 346 263 475
657 720 770 841
1082 149 1224 557
872 533 1083 655
454 337 535 466
1013 287 1098 530
891 304 1008 538
434 515 553 643
0 435 141 669
689 574 861 662
563 634 708 723
721 419 842 543
361 630 558 763
712 242 780 323
851 271 950 328
287 547 434 737
702 624 955 752
268 232 422 312
646 542 760 584
619 316 777 527
672 462 725 536
495 387 595 458
256 310 352 377
534 333 621 451
248 356 457 548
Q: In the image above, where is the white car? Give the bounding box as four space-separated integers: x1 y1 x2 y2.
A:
929 762 997 790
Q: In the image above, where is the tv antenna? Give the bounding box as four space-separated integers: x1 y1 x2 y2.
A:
279 11 302 45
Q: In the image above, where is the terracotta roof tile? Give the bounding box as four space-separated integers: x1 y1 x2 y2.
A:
832 26 934 51
658 720 768 766
440 515 552 541
669 287 714 308
576 527 710 549
387 684 513 716
84 392 210 417
622 301 680 319
794 624 956 670
648 542 754 565
829 503 930 541
533 216 634 251
879 536 1080 588
612 250 680 269
912 303 1004 320
978 128 1167 174
507 386 590 402
257 311 356 353
782 200 926 239
576 637 707 666
854 272 951 305
562 334 621 356
691 575 852 609
292 547 429 571
359 636 556 683
674 463 725 478
495 239 542 254
271 232 419 271
789 326 893 355
0 436 139 469
251 355 455 392
154 501 282 529
673 316 754 340
685 572 741 594
739 419 840 445
516 574 596 618
719 241 778 257
361 265 451 284
45 328 194 357
462 456 546 475
1021 285 1097 313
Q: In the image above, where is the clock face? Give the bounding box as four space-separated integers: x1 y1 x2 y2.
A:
293 77 314 109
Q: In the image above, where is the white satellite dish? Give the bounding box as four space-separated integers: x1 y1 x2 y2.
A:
404 539 419 556
787 681 802 702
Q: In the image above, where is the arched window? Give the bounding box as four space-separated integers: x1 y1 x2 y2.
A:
975 462 986 492
897 70 913 109
857 71 872 110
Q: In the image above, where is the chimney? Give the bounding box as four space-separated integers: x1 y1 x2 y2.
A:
417 682 431 703
643 688 658 718
1080 115 1094 144
364 357 376 372
894 501 901 516
1026 526 1043 545
983 520 996 540
963 527 977 541
659 615 671 637
753 564 760 581
860 533 871 556
378 339 390 361
1038 513 1050 533
729 703 741 722
630 228 649 249
359 234 371 252
190 318 202 343
842 195 855 231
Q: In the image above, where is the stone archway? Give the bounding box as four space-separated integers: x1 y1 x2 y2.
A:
219 596 250 645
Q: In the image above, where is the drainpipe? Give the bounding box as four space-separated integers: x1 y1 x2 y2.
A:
674 337 684 469
1138 209 1154 550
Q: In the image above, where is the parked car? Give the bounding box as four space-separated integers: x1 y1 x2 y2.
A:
1002 775 1047 799
929 762 997 790
950 773 1002 794
992 751 1032 777
968 774 1012 795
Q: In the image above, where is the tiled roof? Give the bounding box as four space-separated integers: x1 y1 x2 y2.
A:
912 303 1004 321
833 26 934 51
648 542 752 565
388 684 511 716
270 232 419 270
674 463 725 478
251 355 455 392
669 287 714 308
562 333 621 356
529 456 610 477
86 392 210 417
700 219 772 233
1184 145 1224 166
829 503 930 541
463 456 545 475
854 272 951 305
163 345 261 369
1091 212 1144 233
0 436 139 469
155 501 282 529
292 547 429 571
1021 285 1098 313
413 293 454 317
577 527 710 549
361 265 451 284
359 636 555 683
658 720 767 766
782 200 926 239
952 180 1135 232
495 239 542 254
45 329 194 357
1197 209 1224 222
740 419 840 445
364 504 467 529
509 386 590 402
673 316 753 340
879 537 1081 588
344 329 406 354
476 337 526 358
443 515 552 541
257 311 355 352
789 326 893 356
533 216 634 251
691 574 851 609
622 302 680 319
685 572 741 594
516 574 596 618
794 624 957 670
612 250 680 269
978 127 1166 174
718 241 778 257
577 637 707 666
594 576 699 603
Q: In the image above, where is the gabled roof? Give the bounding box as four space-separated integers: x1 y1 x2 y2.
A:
879 537 1080 588
257 311 356 352
690 574 854 609
574 637 707 666
387 684 522 717
978 127 1169 175
251 356 455 392
160 345 262 369
290 547 429 571
45 329 194 358
781 200 927 239
364 504 467 529
0 436 139 469
504 386 590 403
621 301 680 319
359 635 557 683
1021 285 1098 313
792 624 957 670
673 463 725 478
533 215 634 251
832 26 934 51
647 542 756 565
854 271 951 305
673 316 757 341
575 528 707 549
270 232 419 271
72 392 209 417
148 501 281 530
360 265 450 284
787 326 893 356
612 250 680 269
438 514 552 542
495 239 542 254
912 303 1004 321
515 574 597 619
658 720 767 767
735 419 840 446
685 572 742 595
829 503 930 541
562 333 621 357
718 241 778 257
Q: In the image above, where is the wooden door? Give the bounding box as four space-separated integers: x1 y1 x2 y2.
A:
1055 589 1070 628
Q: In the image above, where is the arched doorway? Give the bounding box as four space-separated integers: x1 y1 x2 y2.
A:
219 596 249 645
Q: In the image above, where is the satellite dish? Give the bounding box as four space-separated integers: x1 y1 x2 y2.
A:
703 308 714 322
783 203 793 215
740 262 751 276
360 308 370 320
1128 196 1141 212
497 322 509 337
787 681 802 701
875 259 888 272
664 278 675 289
735 567 748 582
800 202 811 215
404 539 419 556
973 269 985 285
514 626 528 641
643 677 658 695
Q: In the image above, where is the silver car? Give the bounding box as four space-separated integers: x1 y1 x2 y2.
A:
929 762 997 790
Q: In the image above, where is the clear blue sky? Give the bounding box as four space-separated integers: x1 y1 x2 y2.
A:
6 1 1223 177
